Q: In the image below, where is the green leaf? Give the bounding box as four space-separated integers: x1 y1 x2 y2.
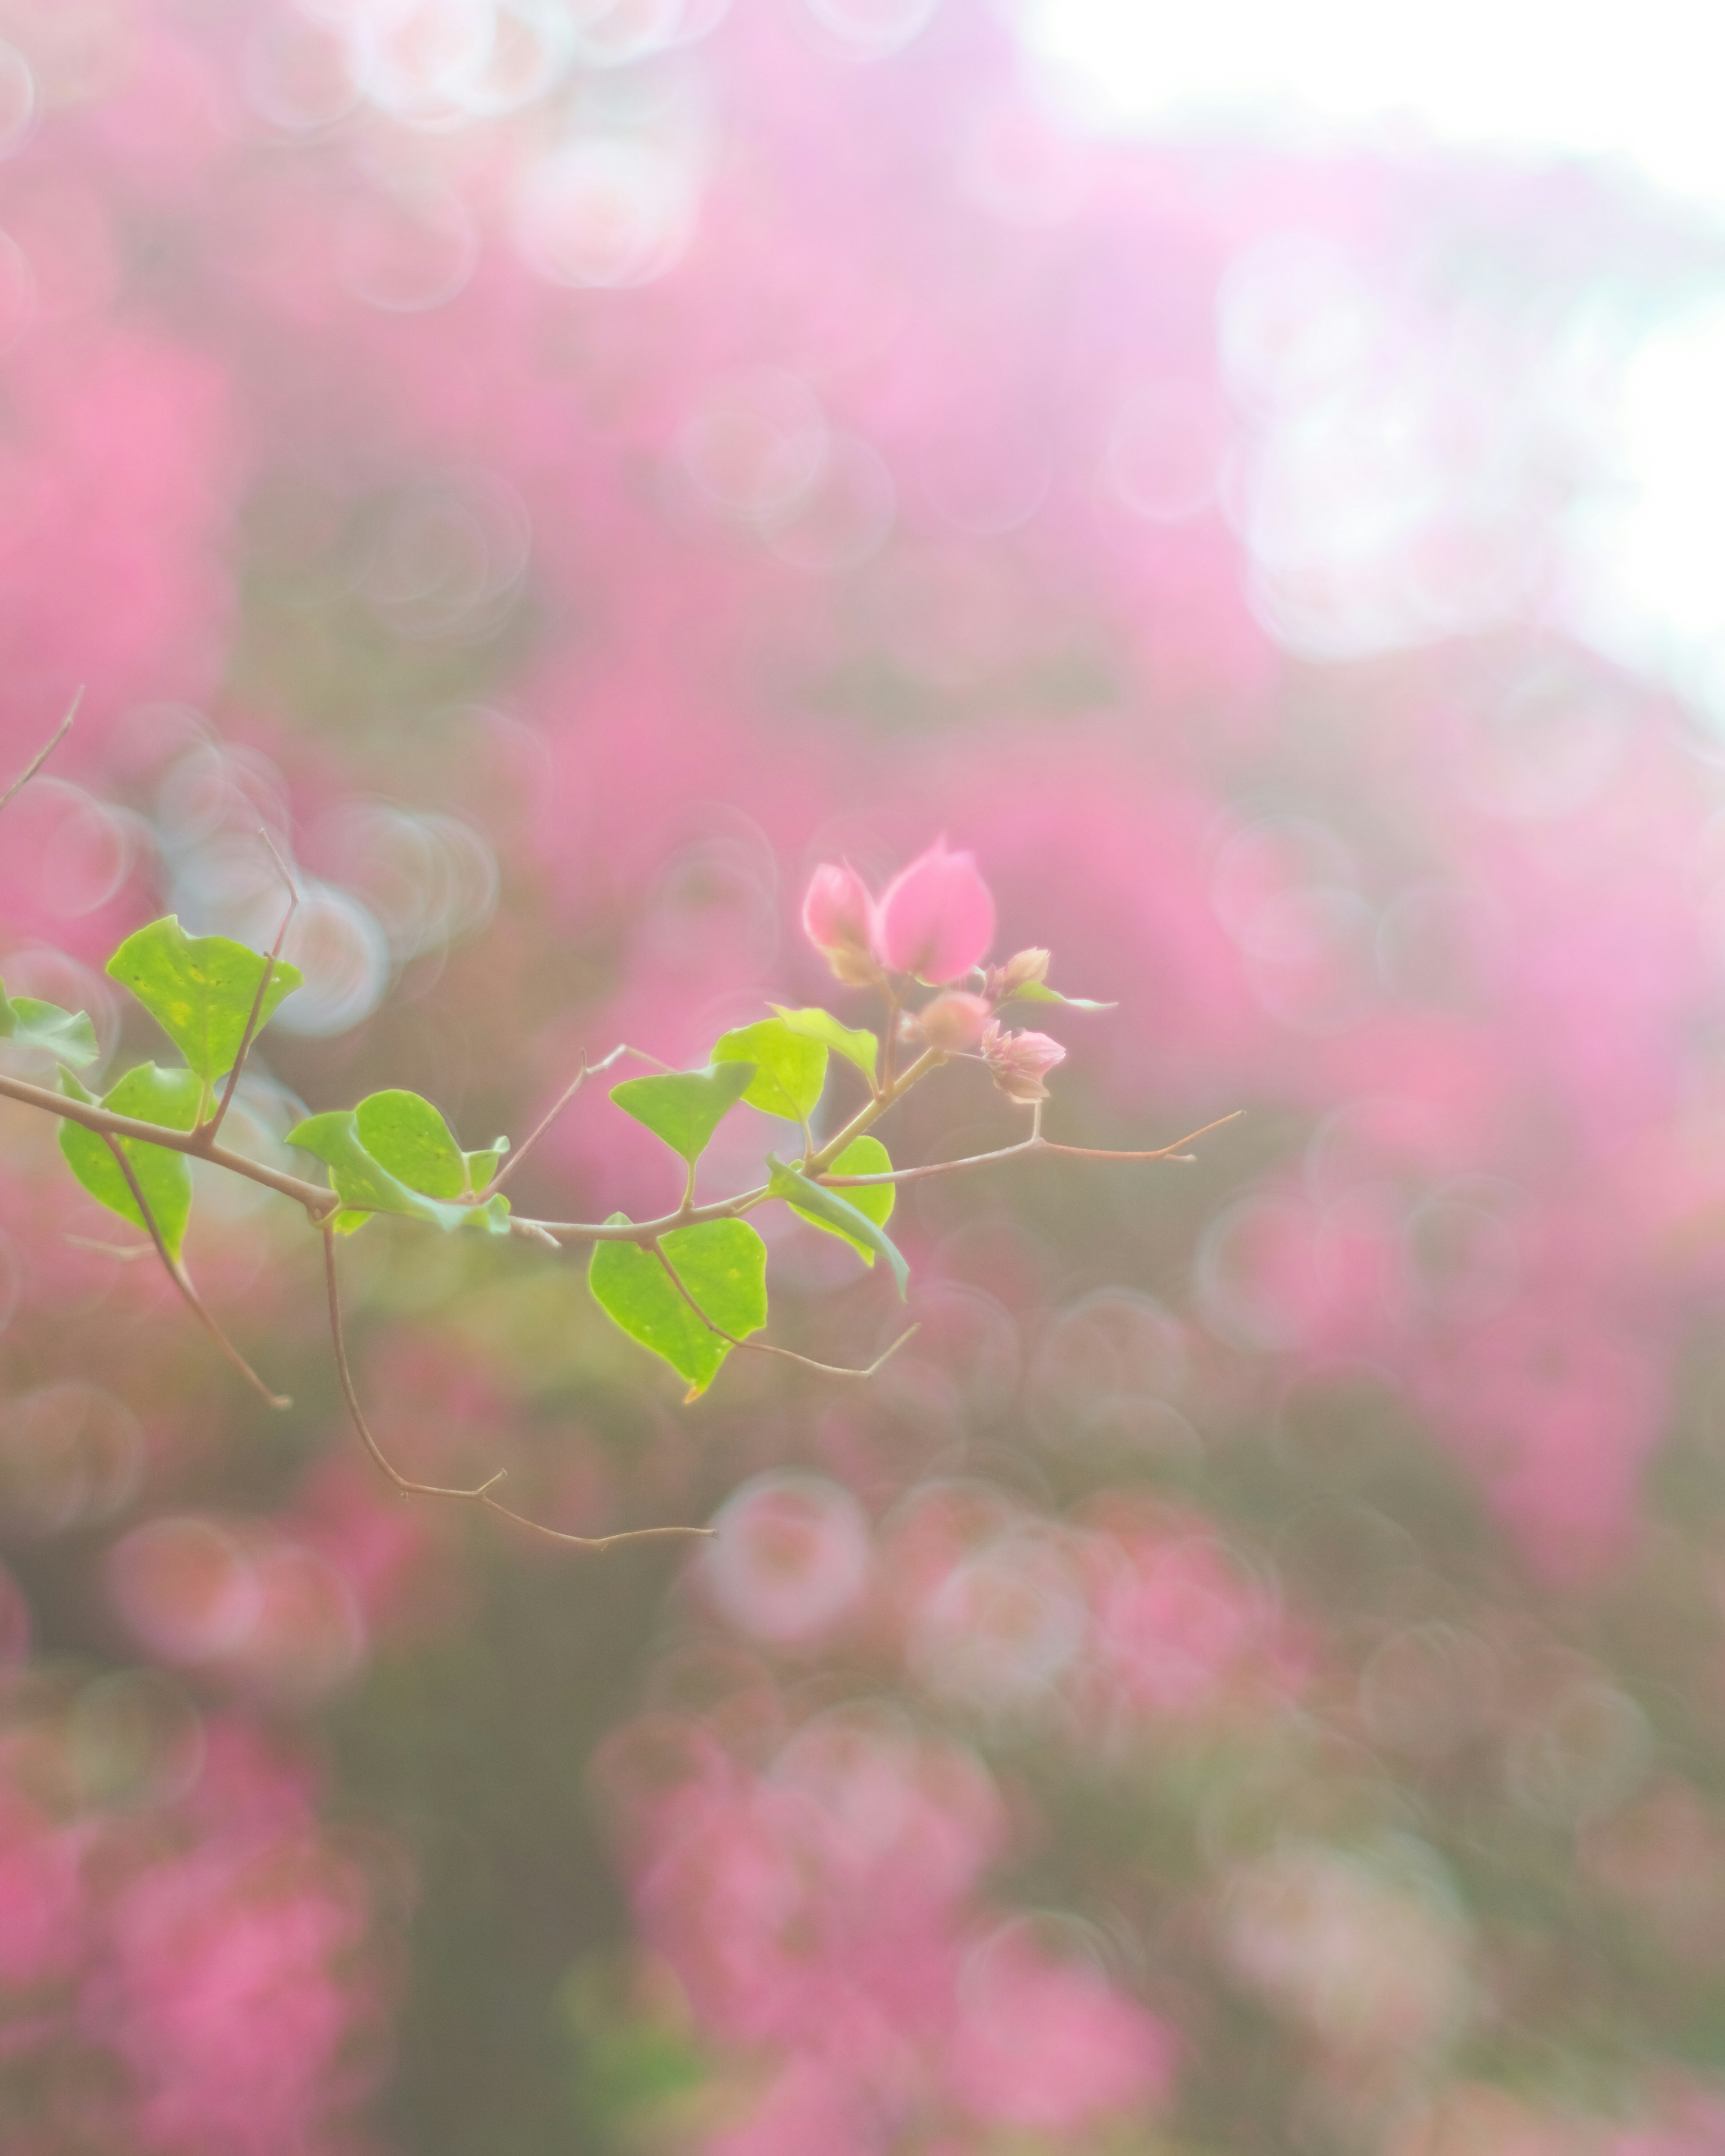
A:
1004 980 1117 1012
59 1062 201 1260
787 1136 895 1265
766 1152 908 1297
712 1019 827 1123
464 1138 509 1190
354 1089 465 1200
588 1216 768 1399
770 1005 879 1086
610 1063 755 1165
0 979 97 1063
107 916 303 1084
286 1110 470 1231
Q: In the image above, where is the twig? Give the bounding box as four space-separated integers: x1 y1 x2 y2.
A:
99 1134 292 1408
480 1044 668 1200
650 1240 919 1382
0 690 80 815
322 1225 713 1554
820 1110 1245 1189
202 831 300 1143
484 1048 601 1197
64 1235 154 1261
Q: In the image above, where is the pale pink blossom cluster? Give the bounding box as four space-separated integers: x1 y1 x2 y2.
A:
582 1478 1311 2144
0 1695 391 2154
595 1705 1174 2154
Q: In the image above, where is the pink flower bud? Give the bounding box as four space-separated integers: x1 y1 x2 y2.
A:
913 990 992 1051
984 947 1051 1001
802 862 873 951
801 862 880 984
874 840 995 985
981 1021 1065 1104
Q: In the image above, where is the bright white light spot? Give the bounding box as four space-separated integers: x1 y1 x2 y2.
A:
513 136 698 287
1019 0 1725 217
1564 303 1725 723
1017 0 1725 727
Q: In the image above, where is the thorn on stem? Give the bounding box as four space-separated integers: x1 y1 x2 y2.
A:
0 689 81 815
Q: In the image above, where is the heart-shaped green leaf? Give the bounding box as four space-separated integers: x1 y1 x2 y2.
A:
286 1110 470 1231
354 1089 465 1199
59 1062 202 1260
770 1005 878 1086
1004 980 1117 1012
787 1136 895 1264
766 1153 908 1297
713 1019 827 1123
107 917 303 1085
610 1063 756 1165
588 1216 768 1398
0 980 97 1063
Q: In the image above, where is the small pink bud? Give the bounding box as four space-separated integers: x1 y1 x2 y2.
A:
803 862 873 951
802 862 880 985
984 946 1051 1001
913 990 992 1051
981 1021 1065 1105
874 840 995 985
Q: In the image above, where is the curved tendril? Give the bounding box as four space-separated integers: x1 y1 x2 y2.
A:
321 1226 712 1554
99 1134 291 1410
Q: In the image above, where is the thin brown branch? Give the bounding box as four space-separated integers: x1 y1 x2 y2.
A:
484 1048 600 1196
650 1240 919 1383
820 1109 1245 1189
321 1225 712 1554
0 690 80 815
202 831 300 1143
0 1069 336 1215
822 1138 1034 1189
1039 1108 1244 1159
480 1044 671 1201
100 1134 292 1408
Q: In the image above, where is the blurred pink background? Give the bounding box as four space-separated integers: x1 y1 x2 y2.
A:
4 2 1725 2151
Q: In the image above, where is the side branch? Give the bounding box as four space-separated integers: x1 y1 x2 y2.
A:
322 1226 712 1555
100 1135 291 1409
819 1110 1245 1189
506 1112 1242 1243
481 1043 677 1201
